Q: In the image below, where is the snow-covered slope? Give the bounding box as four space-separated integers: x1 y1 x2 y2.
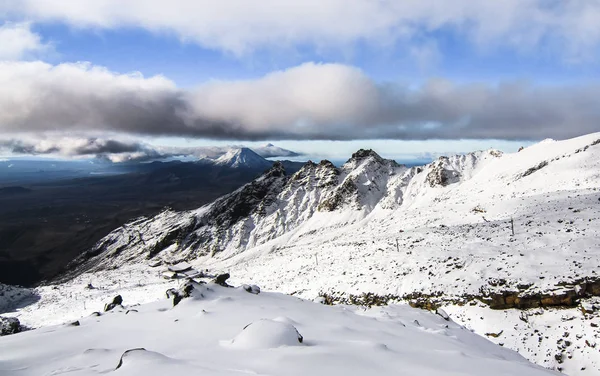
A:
0 280 557 376
215 147 273 169
6 132 600 374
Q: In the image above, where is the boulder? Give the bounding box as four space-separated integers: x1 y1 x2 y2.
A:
104 295 123 312
0 316 22 336
166 281 198 306
214 273 231 287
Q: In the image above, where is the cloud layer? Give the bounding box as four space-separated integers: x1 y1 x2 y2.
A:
0 136 301 162
2 1 600 60
0 61 599 142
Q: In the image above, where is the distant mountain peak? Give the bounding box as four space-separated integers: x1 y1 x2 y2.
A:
216 148 272 169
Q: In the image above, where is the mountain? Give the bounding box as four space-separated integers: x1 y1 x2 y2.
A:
7 132 600 374
215 147 274 169
0 280 555 376
0 155 305 287
252 143 301 158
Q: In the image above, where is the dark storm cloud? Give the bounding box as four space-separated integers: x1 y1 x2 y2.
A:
1 61 598 142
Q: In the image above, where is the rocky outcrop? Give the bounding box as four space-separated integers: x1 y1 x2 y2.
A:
481 278 600 310
520 160 549 178
318 278 600 312
0 316 22 336
426 157 461 187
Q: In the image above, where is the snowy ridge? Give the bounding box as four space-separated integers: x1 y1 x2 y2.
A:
74 145 510 270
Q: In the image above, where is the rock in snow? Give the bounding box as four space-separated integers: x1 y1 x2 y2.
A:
0 316 22 336
104 295 123 312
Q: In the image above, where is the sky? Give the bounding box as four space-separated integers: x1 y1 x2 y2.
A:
0 1 599 162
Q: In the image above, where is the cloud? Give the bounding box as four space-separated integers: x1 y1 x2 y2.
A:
0 136 161 161
0 135 301 162
2 1 600 60
251 144 301 158
0 22 50 60
0 61 599 141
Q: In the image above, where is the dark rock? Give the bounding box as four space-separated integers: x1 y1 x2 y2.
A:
348 149 383 163
214 273 231 287
521 161 549 178
0 316 22 336
436 308 450 321
115 348 147 369
166 281 198 306
242 284 261 294
126 310 138 314
485 330 503 338
90 312 101 317
104 295 123 312
69 320 80 326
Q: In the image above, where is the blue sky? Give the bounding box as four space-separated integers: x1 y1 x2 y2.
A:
35 22 599 87
0 1 599 162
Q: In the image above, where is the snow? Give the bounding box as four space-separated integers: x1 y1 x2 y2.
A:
215 147 273 169
2 132 600 374
0 282 557 376
167 262 192 272
227 318 303 349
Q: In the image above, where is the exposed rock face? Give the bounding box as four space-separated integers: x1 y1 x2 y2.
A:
481 278 600 310
521 161 549 178
319 278 600 312
349 149 384 163
0 316 22 336
426 157 461 187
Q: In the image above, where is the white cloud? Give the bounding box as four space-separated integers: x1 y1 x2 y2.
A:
0 22 50 60
0 60 599 141
0 1 599 60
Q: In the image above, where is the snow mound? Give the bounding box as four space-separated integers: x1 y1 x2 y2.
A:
229 319 303 349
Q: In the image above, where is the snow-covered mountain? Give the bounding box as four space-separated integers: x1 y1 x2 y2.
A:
214 147 274 169
4 132 600 374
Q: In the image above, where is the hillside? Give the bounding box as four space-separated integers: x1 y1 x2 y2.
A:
0 280 557 376
3 132 600 374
